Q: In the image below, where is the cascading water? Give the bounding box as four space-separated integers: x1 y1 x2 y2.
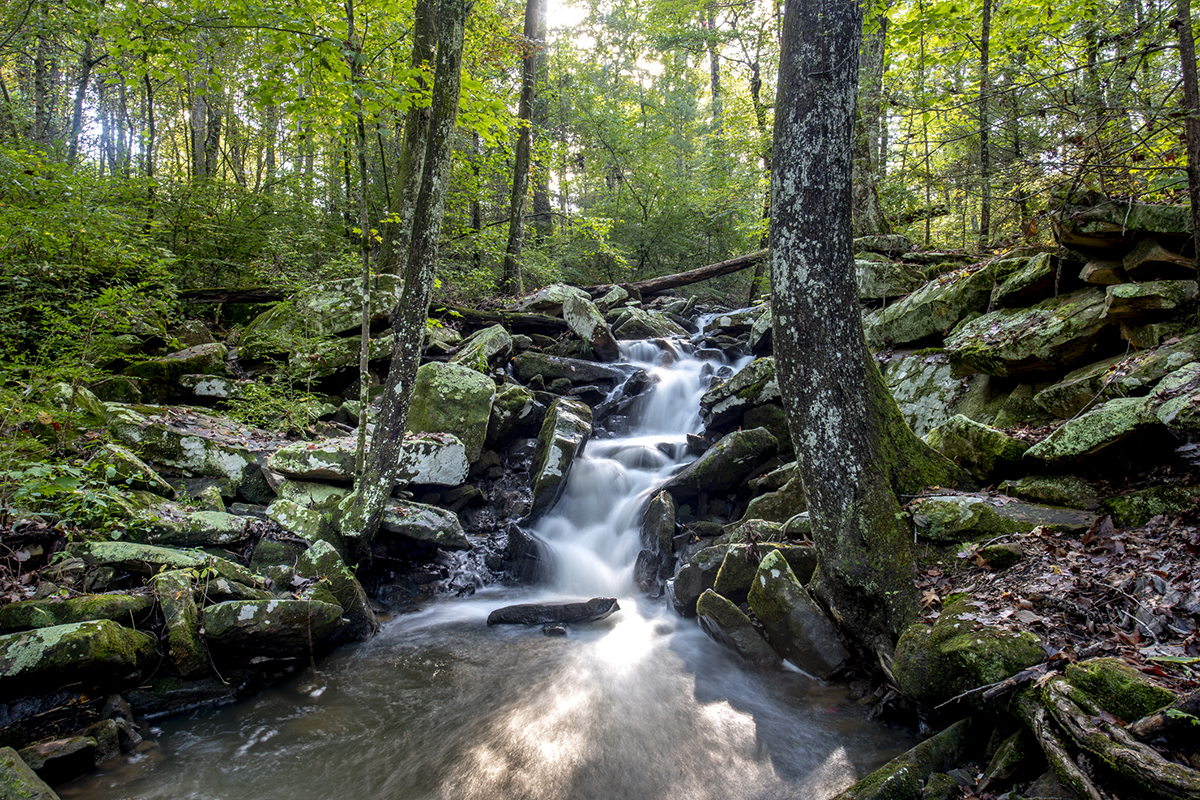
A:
60 328 916 800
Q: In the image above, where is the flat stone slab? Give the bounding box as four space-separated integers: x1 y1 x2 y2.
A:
0 620 156 695
486 597 620 626
268 433 469 486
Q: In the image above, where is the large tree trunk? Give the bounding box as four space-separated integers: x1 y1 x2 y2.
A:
769 0 959 652
500 0 546 296
337 0 469 566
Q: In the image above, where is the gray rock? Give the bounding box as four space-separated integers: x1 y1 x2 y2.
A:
268 434 469 487
203 599 343 658
407 362 496 462
695 590 780 667
510 283 591 315
0 620 156 696
139 508 254 548
0 594 153 635
486 597 619 625
450 324 513 368
924 415 1030 481
66 541 263 586
562 293 621 362
1103 280 1199 322
295 540 377 642
610 307 689 339
664 427 779 500
1057 198 1191 249
856 258 926 300
152 570 208 678
872 266 995 347
990 252 1056 307
700 357 779 428
99 443 175 496
641 490 677 556
512 352 630 386
486 383 539 450
1024 396 1154 463
379 501 471 550
854 233 913 255
669 545 729 617
747 550 850 678
529 398 593 518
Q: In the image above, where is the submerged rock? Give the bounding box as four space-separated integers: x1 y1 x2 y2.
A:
486 597 620 626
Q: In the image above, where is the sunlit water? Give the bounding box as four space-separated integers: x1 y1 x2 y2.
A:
61 332 916 800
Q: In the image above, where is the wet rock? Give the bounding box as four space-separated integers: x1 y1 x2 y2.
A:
1103 279 1198 322
832 719 974 800
562 293 620 362
450 324 513 368
501 525 551 584
486 597 620 626
0 594 153 635
203 599 343 659
66 541 263 587
695 590 780 667
610 307 689 339
946 288 1114 376
747 550 849 678
663 427 778 500
512 352 629 386
529 398 593 518
699 357 779 429
0 746 60 800
712 543 816 600
871 266 996 347
295 540 377 642
378 501 471 550
408 362 496 462
893 594 1044 706
486 384 539 450
669 545 729 617
1023 397 1155 463
268 433 469 487
641 490 677 557
152 570 209 678
924 414 1030 481
0 620 156 696
125 673 256 720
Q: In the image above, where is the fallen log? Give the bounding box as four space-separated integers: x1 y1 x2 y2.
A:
1016 692 1106 800
430 304 569 335
179 288 289 304
584 249 769 297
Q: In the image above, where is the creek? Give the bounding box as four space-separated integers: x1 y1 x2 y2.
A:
60 332 916 800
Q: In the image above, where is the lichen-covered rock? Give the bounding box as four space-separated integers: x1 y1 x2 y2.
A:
1064 657 1175 722
706 306 765 337
1057 197 1191 249
1103 279 1199 322
742 474 806 523
123 343 228 402
562 293 620 362
856 258 928 300
749 306 772 354
0 746 59 800
66 541 263 586
1121 237 1196 279
18 735 97 786
872 266 996 347
998 475 1100 509
1024 397 1154 463
747 550 849 678
139 508 254 548
510 283 590 315
266 499 339 552
854 233 913 255
407 362 496 462
486 384 538 450
239 275 402 358
1142 361 1200 433
295 540 377 642
695 590 780 668
1033 352 1131 419
713 543 816 599
0 594 153 635
610 307 689 340
0 620 156 696
893 595 1044 706
529 397 593 518
379 501 471 550
910 495 1022 542
596 284 631 312
99 443 175 496
288 334 393 379
699 357 779 428
664 427 779 500
945 288 1113 376
669 545 729 617
450 324 513 368
512 352 629 386
202 599 343 658
924 414 1029 481
1100 485 1200 527
152 570 208 678
878 350 1001 436
268 433 469 486
991 252 1056 307
276 480 349 510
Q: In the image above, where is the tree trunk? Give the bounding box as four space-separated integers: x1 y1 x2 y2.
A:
338 0 469 566
501 0 546 296
33 7 48 145
67 35 98 164
707 3 724 146
264 103 277 194
531 6 552 241
769 0 959 652
978 0 992 249
1177 0 1200 256
852 10 890 237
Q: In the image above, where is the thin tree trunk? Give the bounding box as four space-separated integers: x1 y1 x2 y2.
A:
852 9 890 237
978 0 992 249
531 6 552 240
68 35 98 164
33 6 47 145
264 103 277 194
1177 0 1200 255
707 3 724 146
338 0 469 565
501 0 546 296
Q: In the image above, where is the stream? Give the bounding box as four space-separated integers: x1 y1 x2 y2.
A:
60 332 917 800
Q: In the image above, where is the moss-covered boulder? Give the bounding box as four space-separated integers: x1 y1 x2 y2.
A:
893 595 1044 706
925 414 1030 481
203 599 343 659
266 498 339 550
998 475 1100 509
486 383 538 450
1103 279 1199 322
641 489 676 556
0 620 156 696
0 594 153 635
138 508 254 548
1057 196 1192 248
99 443 175 496
1142 361 1200 433
742 473 806 523
530 397 593 518
879 351 976 437
856 258 927 301
610 306 689 339
1064 657 1175 722
1100 485 1200 527
379 501 471 550
450 324 513 368
832 719 975 800
910 495 1023 542
562 293 620 362
712 543 816 599
1024 396 1155 464
66 540 263 586
749 306 772 354
123 343 228 402
699 357 779 428
695 590 781 668
268 433 469 487
152 570 208 678
407 361 496 462
872 266 997 347
945 288 1113 376
0 747 59 800
664 427 779 500
747 550 849 677
511 283 590 315
276 480 349 510
991 252 1056 307
669 545 728 617
295 540 377 642
287 334 393 380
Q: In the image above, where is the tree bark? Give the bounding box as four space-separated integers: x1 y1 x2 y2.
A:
852 10 890 237
67 34 99 164
978 0 992 249
769 0 958 651
1176 0 1200 256
501 0 546 296
338 0 469 566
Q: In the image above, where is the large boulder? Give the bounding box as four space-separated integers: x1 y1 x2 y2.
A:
486 597 619 626
0 594 153 635
1103 279 1198 322
712 543 817 600
139 508 255 548
295 540 377 642
893 594 1044 706
910 493 1094 542
695 590 781 667
450 324 513 368
747 550 849 678
123 343 229 402
268 433 469 486
378 501 471 550
610 307 689 340
510 283 591 315
1142 361 1200 433
879 351 988 437
203 599 343 658
663 427 778 500
529 397 593 518
742 474 806 523
511 352 629 386
870 266 996 347
855 258 927 301
0 620 156 696
699 358 780 429
562 293 621 362
924 414 1030 481
990 252 1056 307
1023 396 1155 464
99 443 175 496
407 362 496 462
1056 196 1191 249
669 545 729 617
486 383 539 449
946 288 1114 376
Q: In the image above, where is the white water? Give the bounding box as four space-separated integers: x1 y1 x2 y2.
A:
60 331 915 800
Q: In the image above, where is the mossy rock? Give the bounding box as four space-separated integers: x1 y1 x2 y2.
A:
695 590 780 668
713 543 816 599
699 358 780 428
747 550 849 678
202 599 343 659
909 495 1023 543
0 747 58 800
66 541 263 586
1100 484 1200 527
295 540 377 643
1064 657 1174 722
486 383 539 450
0 620 156 696
893 595 1045 707
664 427 779 500
530 397 593 518
874 265 997 347
669 544 728 617
1023 397 1155 464
998 475 1099 509
833 719 975 800
925 414 1030 481
742 474 806 524
450 324 513 368
152 570 209 679
407 361 496 462
0 593 153 635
